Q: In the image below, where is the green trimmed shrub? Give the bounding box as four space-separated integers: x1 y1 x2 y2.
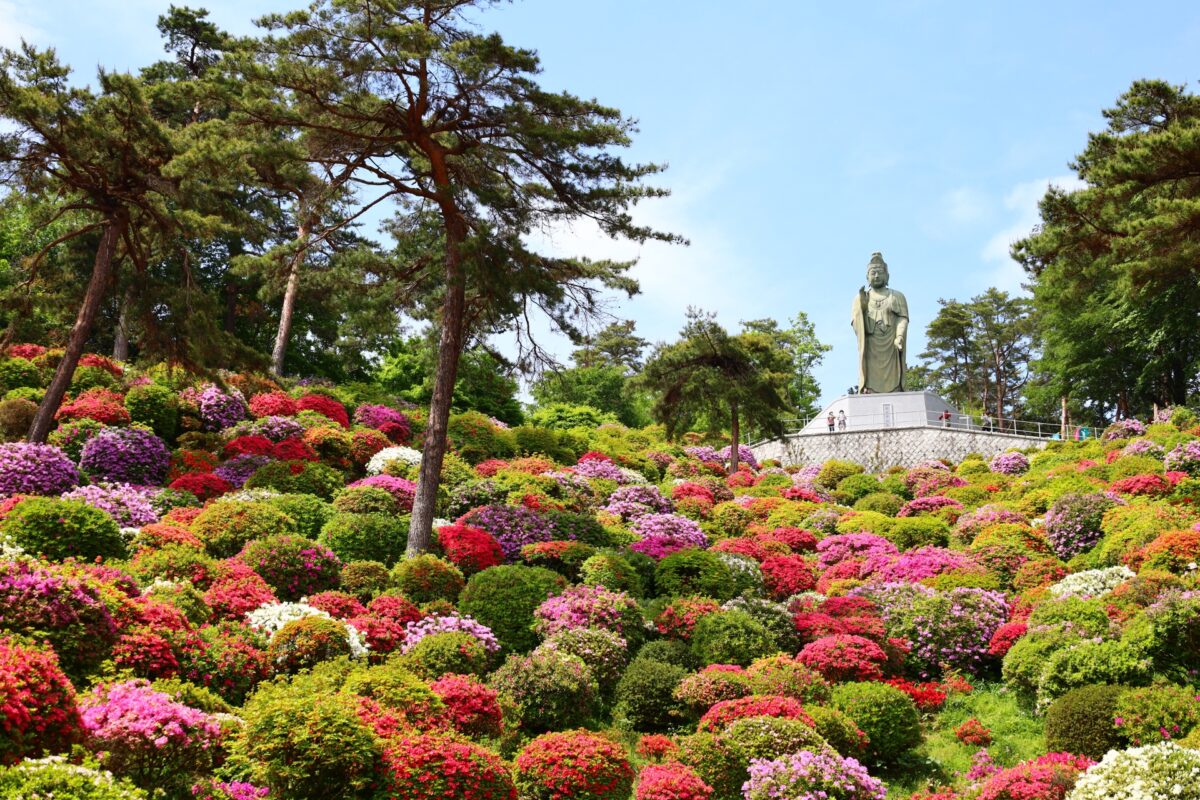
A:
458 565 567 653
655 548 736 601
264 493 334 538
245 460 344 500
817 459 864 489
723 716 832 771
0 358 42 392
887 516 951 549
489 649 599 733
446 411 515 464
266 616 353 673
1037 640 1153 708
830 681 921 764
0 497 124 560
536 628 628 698
0 759 147 800
332 486 399 515
1027 596 1113 638
853 491 903 516
390 554 465 604
545 510 615 548
579 551 645 596
1002 627 1086 698
123 383 178 440
70 365 117 391
690 610 782 667
232 683 382 799
0 397 35 439
613 657 688 732
1044 683 1128 759
805 705 868 757
191 500 295 558
340 560 392 601
836 473 883 504
319 512 408 567
635 639 697 670
675 732 744 800
402 631 491 679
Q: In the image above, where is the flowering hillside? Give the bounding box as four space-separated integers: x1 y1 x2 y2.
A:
2 345 1200 799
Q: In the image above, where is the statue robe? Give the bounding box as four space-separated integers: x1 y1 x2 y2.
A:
851 287 908 393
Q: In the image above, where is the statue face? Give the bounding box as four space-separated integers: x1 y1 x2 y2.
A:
867 264 888 288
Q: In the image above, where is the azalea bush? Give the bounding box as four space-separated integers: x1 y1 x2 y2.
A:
514 730 634 800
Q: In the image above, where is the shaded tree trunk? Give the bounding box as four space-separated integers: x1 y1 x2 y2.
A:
729 398 740 474
407 219 467 556
270 221 309 376
112 285 134 362
28 214 125 442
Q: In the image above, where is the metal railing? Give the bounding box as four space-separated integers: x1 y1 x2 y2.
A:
752 410 1099 446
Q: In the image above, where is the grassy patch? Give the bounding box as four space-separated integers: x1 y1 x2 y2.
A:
884 682 1044 798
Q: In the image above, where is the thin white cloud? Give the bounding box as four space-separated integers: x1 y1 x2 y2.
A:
0 0 42 48
979 174 1085 293
943 186 991 226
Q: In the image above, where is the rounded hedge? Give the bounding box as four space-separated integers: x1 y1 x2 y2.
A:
191 500 295 558
489 649 599 733
319 512 408 567
613 657 688 732
1044 683 1128 759
690 610 781 668
514 730 634 800
0 496 125 561
830 681 922 764
390 554 465 604
458 565 567 653
240 534 342 601
655 548 736 601
381 733 515 800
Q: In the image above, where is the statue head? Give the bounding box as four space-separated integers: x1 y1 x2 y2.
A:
866 252 889 289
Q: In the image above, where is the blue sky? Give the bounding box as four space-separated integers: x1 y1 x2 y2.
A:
4 1 1200 410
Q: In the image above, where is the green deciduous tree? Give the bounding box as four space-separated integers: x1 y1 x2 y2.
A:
1014 80 1200 418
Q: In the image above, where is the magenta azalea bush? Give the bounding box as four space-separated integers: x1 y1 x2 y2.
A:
629 513 708 559
0 442 79 497
989 451 1030 475
533 583 641 640
603 484 673 520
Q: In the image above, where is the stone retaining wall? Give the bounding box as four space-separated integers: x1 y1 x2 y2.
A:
751 427 1048 471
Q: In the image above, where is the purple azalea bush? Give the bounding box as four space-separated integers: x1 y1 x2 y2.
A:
718 444 759 469
629 513 707 559
1044 492 1117 560
989 450 1030 475
572 458 628 482
0 442 79 497
1103 418 1147 441
603 484 673 521
194 384 247 431
683 445 722 464
401 614 500 654
460 504 561 560
1164 441 1200 477
816 533 898 570
239 415 306 442
743 749 886 800
953 505 1029 545
79 427 171 485
215 454 274 489
61 482 159 527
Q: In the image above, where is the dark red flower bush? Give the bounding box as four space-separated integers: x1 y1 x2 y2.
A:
430 673 503 738
988 622 1028 658
0 636 83 764
697 695 814 732
436 524 504 575
514 730 635 800
760 554 817 600
169 472 233 502
382 733 516 800
296 394 350 427
797 635 889 682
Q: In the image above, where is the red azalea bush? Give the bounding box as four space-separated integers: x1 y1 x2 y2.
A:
305 590 367 619
635 762 714 800
249 391 298 417
1110 473 1172 497
436 523 505 575
955 717 992 746
169 473 233 502
347 613 405 658
654 597 723 640
697 695 814 732
111 627 200 680
296 394 350 427
204 571 279 620
514 730 635 800
178 621 270 705
1134 529 1200 573
134 523 204 551
635 734 679 762
974 752 1094 800
884 678 948 712
381 733 516 800
0 636 84 764
367 593 425 626
55 388 131 425
797 634 889 682
988 622 1028 658
78 353 123 376
350 429 390 466
759 554 816 600
475 459 509 477
225 435 277 459
429 673 503 738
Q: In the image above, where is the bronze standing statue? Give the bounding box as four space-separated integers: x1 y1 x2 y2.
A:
851 252 908 394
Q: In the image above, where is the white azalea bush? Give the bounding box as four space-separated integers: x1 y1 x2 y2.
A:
1049 565 1136 598
1067 742 1200 800
366 445 423 475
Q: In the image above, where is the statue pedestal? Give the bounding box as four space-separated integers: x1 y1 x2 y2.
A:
800 391 967 435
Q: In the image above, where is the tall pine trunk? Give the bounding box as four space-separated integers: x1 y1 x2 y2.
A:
271 221 309 376
729 398 740 474
28 214 125 442
112 286 134 362
406 220 467 556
